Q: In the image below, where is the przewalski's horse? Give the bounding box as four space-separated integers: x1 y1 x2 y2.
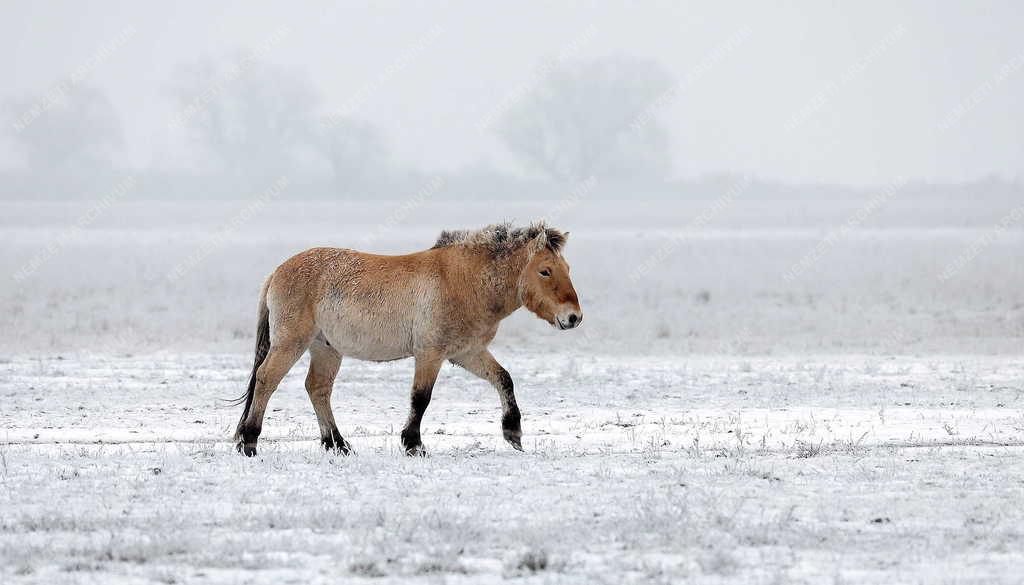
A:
232 222 583 456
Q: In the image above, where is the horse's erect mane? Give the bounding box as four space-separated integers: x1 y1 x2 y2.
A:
431 221 566 256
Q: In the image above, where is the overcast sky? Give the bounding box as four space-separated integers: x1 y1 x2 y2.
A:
1 0 1022 187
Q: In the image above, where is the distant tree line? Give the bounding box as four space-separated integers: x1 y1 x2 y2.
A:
3 54 1019 201
1 54 683 199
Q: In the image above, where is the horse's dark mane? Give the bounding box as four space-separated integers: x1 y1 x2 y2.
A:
432 221 566 256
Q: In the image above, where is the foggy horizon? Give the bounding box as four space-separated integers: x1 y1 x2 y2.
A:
2 1 1023 196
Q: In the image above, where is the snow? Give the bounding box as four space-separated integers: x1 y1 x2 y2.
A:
2 352 1023 583
1 198 1023 583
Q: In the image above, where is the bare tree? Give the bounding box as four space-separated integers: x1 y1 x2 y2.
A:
170 56 394 196
498 56 674 182
169 57 319 183
317 117 389 195
4 84 123 174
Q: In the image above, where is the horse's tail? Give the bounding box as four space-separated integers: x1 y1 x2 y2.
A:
229 277 272 441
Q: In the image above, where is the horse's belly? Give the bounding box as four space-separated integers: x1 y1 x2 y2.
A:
317 308 414 362
327 336 411 362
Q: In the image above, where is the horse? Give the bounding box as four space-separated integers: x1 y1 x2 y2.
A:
232 222 583 456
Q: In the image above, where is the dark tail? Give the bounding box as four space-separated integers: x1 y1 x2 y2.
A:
229 279 271 441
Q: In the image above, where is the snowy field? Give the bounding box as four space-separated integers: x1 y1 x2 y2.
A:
3 353 1024 583
2 197 1023 583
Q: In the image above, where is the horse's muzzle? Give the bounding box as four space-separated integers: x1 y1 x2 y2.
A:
556 311 583 330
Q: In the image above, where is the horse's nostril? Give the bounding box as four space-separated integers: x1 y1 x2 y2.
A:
568 313 579 326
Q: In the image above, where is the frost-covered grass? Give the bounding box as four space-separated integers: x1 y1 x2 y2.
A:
4 439 1024 584
2 353 1024 583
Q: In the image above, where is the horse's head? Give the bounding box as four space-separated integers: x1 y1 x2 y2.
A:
519 229 583 330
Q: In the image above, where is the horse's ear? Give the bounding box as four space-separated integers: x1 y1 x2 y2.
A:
530 229 549 253
544 228 567 253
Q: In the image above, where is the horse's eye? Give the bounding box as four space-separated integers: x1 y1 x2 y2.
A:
539 269 551 277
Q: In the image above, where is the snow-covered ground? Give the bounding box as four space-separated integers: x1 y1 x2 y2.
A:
1 198 1022 583
2 352 1024 583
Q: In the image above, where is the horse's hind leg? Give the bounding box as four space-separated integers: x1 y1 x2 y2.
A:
238 325 314 456
306 337 350 454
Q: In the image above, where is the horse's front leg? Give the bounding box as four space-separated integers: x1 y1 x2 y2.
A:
400 349 444 456
451 349 523 451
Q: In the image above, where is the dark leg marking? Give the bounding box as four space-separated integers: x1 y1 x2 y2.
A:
400 428 423 456
322 426 351 454
401 386 432 456
496 369 523 450
238 423 262 457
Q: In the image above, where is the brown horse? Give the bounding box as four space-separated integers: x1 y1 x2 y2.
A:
233 222 583 456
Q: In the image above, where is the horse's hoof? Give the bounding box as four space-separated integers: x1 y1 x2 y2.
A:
323 429 352 455
504 429 524 451
323 439 352 455
404 445 427 457
401 428 425 456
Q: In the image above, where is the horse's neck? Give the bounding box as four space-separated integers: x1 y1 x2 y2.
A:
476 248 529 319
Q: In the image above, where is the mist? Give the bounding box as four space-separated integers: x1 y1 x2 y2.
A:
1 1 1022 200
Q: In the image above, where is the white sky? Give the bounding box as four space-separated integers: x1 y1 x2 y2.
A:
1 0 1022 187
